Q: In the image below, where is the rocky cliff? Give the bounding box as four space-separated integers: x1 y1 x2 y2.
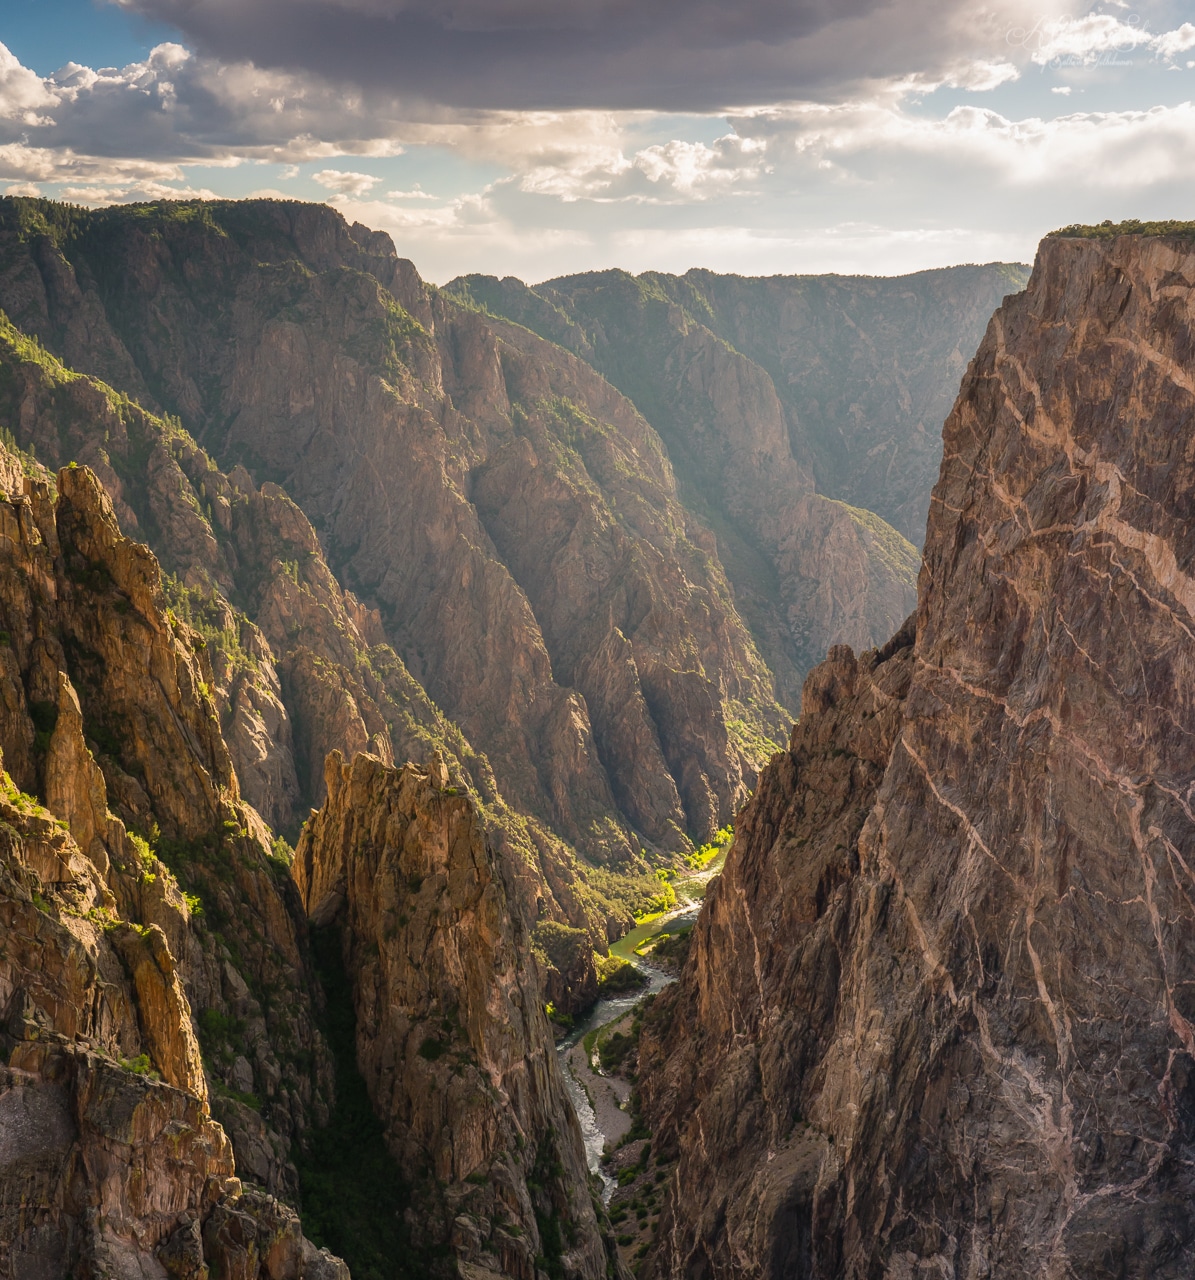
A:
0 306 652 1011
0 455 344 1277
295 750 615 1280
637 226 1195 1279
0 451 618 1280
0 197 789 863
448 264 1024 704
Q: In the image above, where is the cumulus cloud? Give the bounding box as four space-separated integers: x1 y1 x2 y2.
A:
108 0 1066 110
313 168 383 195
296 90 1195 280
0 42 56 124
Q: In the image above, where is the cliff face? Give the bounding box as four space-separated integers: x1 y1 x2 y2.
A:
0 198 789 864
447 266 1023 705
0 311 642 1010
655 265 1028 543
294 750 613 1280
638 230 1195 1279
0 457 344 1277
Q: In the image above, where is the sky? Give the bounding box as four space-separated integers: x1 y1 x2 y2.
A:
1 0 1194 282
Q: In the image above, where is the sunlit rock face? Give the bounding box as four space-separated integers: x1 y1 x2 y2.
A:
0 457 343 1278
638 230 1195 1279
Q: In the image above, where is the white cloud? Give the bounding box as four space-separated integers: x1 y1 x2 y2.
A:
1016 14 1195 67
313 168 383 195
941 59 1021 91
0 42 56 124
2 22 1195 284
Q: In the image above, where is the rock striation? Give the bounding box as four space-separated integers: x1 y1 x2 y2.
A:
638 227 1195 1278
294 748 614 1280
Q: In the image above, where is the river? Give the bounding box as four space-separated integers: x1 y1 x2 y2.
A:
556 900 705 1200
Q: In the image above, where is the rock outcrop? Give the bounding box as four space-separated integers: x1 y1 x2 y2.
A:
294 749 613 1280
0 451 344 1275
638 226 1195 1278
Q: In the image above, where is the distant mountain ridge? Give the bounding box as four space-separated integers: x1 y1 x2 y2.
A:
446 260 1028 702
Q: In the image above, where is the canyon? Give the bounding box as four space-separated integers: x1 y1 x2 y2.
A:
6 188 1126 1280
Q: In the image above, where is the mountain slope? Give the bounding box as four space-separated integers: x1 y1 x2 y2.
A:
0 198 789 861
637 227 1195 1278
446 263 1024 703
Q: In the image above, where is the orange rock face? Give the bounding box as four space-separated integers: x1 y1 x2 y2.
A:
0 457 342 1276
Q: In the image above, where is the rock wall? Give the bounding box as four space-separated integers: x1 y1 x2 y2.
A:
0 456 344 1276
294 749 615 1280
0 312 634 1009
638 229 1195 1278
447 264 1026 704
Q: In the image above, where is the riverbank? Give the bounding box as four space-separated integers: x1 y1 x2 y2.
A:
564 1016 634 1150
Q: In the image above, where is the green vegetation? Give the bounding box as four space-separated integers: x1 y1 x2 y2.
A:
297 926 428 1280
0 771 52 818
631 870 676 923
145 819 251 899
118 1053 161 1080
418 1036 447 1061
196 1007 244 1068
596 954 648 996
649 925 692 969
0 424 45 484
598 1029 636 1074
128 832 158 884
29 700 58 755
161 574 258 678
211 1078 262 1111
544 1001 574 1032
1050 219 1195 240
687 825 732 870
527 1131 569 1280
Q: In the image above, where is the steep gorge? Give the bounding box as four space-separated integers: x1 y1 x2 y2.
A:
447 263 1025 704
0 193 1079 1280
637 226 1195 1278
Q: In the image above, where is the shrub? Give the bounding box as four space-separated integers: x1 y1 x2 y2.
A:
418 1036 446 1061
119 1053 160 1080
